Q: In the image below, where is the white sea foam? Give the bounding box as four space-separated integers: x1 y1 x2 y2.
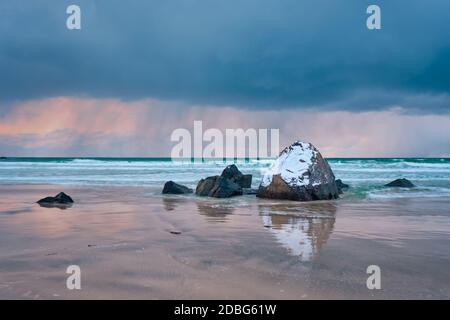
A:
1 157 450 199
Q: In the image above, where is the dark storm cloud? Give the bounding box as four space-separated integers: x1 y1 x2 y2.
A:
1 0 450 112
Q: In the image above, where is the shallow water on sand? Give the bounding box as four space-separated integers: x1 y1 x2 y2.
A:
1 185 450 299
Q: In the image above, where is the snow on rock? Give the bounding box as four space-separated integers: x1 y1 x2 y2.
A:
257 141 339 201
261 141 317 187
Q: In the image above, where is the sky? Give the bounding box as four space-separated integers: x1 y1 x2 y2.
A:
1 0 450 157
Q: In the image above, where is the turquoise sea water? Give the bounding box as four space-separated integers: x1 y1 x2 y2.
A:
1 157 450 199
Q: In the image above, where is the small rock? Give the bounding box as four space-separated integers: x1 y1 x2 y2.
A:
195 165 251 198
37 192 74 205
196 176 219 196
46 252 58 256
221 164 252 188
385 178 415 188
208 176 243 198
162 181 193 194
336 179 350 194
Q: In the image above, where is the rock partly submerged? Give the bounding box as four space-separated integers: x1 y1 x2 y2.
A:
209 176 243 198
385 178 415 188
162 181 193 194
195 164 251 198
257 141 339 201
196 176 220 196
196 176 243 198
37 192 74 208
336 179 350 194
221 164 252 188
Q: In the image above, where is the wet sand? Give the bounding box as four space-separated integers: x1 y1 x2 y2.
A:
1 184 450 299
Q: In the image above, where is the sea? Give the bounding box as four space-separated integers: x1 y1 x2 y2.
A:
1 157 450 200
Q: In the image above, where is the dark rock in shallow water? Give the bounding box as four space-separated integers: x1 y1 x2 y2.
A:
38 192 74 204
385 178 415 188
195 165 251 198
37 192 74 208
220 164 252 188
209 176 243 198
162 181 193 194
257 141 339 201
336 179 350 194
196 176 219 196
221 164 241 180
237 174 252 188
195 175 243 198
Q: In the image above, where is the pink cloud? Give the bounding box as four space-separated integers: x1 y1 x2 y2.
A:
1 97 450 157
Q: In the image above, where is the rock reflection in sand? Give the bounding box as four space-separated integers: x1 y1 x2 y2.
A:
259 202 336 261
162 196 189 211
162 196 235 222
196 201 235 222
163 196 234 222
37 202 73 210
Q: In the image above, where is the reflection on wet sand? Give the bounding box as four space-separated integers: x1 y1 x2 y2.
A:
162 196 189 211
196 201 235 222
259 202 336 261
162 196 235 222
37 202 73 210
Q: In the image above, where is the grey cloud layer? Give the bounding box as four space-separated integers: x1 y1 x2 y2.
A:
1 0 450 112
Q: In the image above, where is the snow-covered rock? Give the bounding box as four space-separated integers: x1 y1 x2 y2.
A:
257 141 339 201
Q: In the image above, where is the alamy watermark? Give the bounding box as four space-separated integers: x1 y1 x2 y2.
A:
66 265 81 290
366 265 381 290
66 4 381 31
66 5 81 30
170 121 279 161
367 5 381 30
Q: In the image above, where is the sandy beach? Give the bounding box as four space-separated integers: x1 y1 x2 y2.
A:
1 184 449 299
3 0 450 305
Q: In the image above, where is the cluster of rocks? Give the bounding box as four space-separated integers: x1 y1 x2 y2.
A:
161 141 418 202
36 141 418 209
163 164 253 198
163 141 344 201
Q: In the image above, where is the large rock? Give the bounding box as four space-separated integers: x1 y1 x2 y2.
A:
385 178 415 188
257 141 339 201
195 175 243 198
37 192 74 206
220 164 252 188
162 181 193 194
